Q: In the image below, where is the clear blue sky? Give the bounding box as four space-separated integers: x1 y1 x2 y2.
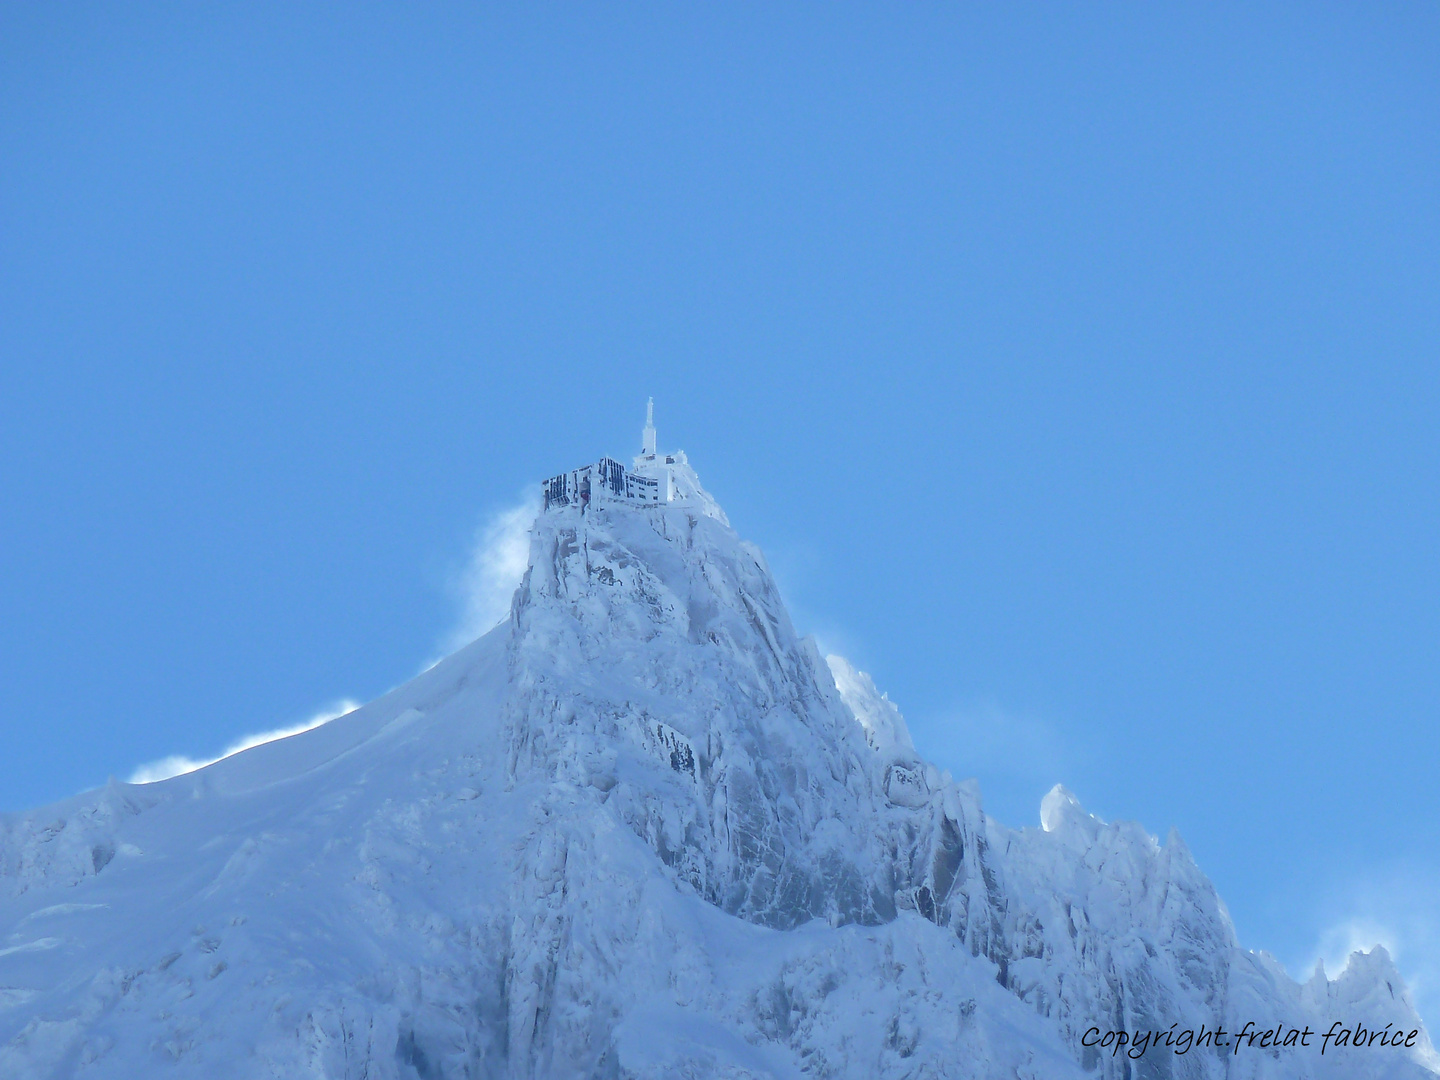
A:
2 3 1437 1024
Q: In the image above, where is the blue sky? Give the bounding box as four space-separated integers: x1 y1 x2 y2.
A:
2 3 1437 1026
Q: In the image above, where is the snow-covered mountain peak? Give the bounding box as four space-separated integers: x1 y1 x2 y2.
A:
1039 782 1096 837
0 434 1434 1079
826 656 915 759
508 494 899 931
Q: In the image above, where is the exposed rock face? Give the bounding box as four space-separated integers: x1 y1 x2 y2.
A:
509 504 897 932
0 479 1433 1079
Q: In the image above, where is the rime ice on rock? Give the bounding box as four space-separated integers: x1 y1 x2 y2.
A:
0 407 1434 1080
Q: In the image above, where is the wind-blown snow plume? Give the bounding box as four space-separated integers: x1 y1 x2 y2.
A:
1309 864 1440 1036
445 494 540 652
127 699 360 783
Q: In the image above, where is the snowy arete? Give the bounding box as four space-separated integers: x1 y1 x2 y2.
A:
0 409 1434 1079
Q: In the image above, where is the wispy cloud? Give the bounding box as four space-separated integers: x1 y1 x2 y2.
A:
442 495 539 654
918 699 1074 782
128 699 361 784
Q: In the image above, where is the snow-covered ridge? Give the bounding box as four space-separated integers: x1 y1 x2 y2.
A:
0 435 1434 1079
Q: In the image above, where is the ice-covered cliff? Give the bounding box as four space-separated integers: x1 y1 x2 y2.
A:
0 450 1433 1079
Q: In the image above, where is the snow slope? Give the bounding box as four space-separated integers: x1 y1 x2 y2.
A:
1 461 1434 1079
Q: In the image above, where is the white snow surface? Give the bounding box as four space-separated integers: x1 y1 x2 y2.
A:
1 471 1435 1079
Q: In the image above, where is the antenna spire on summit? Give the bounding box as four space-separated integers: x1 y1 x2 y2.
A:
642 397 657 457
542 398 704 514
